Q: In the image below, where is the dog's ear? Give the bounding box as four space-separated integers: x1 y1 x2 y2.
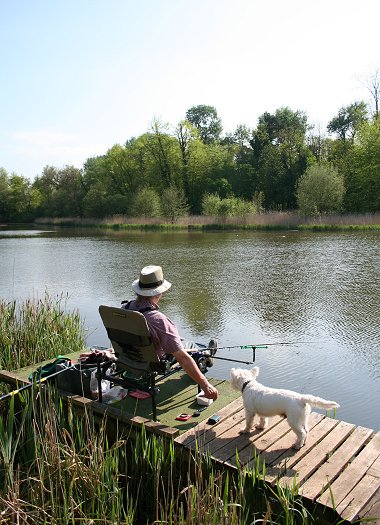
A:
251 366 259 378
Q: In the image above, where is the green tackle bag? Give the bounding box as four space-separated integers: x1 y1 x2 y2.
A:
28 357 74 382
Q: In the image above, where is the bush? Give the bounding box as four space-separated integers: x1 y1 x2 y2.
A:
201 193 221 215
202 193 256 222
296 163 345 216
131 187 161 217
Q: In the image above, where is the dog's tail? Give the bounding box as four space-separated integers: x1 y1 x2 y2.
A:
301 395 339 410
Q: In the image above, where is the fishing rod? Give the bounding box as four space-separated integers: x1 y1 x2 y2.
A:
211 342 318 351
0 362 78 403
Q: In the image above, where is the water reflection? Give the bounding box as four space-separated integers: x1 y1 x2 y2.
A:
0 228 379 430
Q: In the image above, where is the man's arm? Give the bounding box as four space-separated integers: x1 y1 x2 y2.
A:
174 349 218 400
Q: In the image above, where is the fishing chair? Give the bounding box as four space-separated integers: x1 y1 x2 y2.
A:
97 305 206 421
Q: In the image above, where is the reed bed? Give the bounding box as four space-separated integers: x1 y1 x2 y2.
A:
0 293 86 371
35 212 380 231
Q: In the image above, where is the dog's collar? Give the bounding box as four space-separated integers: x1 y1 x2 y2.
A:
241 380 251 393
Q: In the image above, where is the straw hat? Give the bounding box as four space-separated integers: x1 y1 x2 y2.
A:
132 265 172 297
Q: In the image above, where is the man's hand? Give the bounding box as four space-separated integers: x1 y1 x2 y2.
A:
202 382 218 400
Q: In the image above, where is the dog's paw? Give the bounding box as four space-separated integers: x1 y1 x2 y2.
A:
239 427 251 434
257 417 268 430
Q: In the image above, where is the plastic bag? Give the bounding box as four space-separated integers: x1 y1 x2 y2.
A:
101 386 128 404
89 369 112 398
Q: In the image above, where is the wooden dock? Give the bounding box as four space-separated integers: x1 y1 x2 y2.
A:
1 368 379 523
175 397 380 524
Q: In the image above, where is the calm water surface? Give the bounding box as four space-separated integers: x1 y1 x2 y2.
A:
1 226 379 430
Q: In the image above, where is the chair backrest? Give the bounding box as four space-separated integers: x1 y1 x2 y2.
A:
98 305 160 373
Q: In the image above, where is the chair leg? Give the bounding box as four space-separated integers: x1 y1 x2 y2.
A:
97 358 103 403
151 375 157 421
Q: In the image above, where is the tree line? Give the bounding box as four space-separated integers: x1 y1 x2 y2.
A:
1 87 380 223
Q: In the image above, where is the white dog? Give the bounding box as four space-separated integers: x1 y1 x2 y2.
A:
230 367 339 449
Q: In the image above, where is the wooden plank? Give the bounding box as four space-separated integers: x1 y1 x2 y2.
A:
0 370 30 387
317 432 380 509
369 455 380 479
249 412 325 472
263 414 339 484
358 488 380 524
279 420 355 489
174 397 243 446
210 415 285 464
338 456 380 522
300 425 373 501
221 416 287 467
200 411 248 456
186 409 246 453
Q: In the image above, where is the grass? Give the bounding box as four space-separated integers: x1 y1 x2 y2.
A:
0 296 324 524
34 212 380 232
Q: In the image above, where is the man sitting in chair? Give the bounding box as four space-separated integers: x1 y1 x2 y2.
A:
121 265 218 401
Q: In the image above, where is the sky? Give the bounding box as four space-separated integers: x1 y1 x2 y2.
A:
1 0 379 180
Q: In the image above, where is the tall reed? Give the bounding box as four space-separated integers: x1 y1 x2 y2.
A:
0 293 86 370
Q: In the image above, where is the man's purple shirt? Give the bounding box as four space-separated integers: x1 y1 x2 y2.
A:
122 298 183 358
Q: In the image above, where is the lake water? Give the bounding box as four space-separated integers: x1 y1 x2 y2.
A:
0 225 379 431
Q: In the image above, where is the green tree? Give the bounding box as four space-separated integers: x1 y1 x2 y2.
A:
223 124 256 200
7 173 41 221
185 105 222 144
102 143 141 196
82 187 108 218
53 166 85 217
0 168 9 222
327 101 368 142
33 165 59 216
175 120 198 208
143 119 183 190
33 165 84 217
296 163 345 216
161 186 189 223
250 107 311 209
176 120 198 168
344 118 380 212
177 137 234 213
307 125 331 163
